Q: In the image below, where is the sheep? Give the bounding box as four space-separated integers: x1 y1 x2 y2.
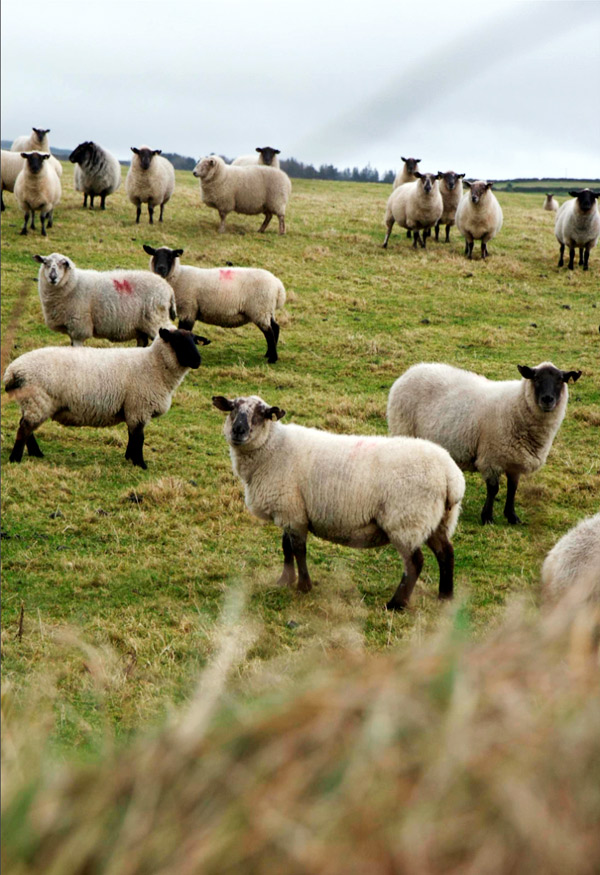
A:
232 147 281 169
13 152 61 236
11 127 50 153
193 155 291 234
392 156 421 190
387 361 582 526
554 189 600 271
1 149 24 211
144 245 286 363
382 172 443 249
69 141 122 209
125 146 175 224
34 252 177 347
3 328 210 469
434 171 465 242
543 193 559 212
212 394 465 610
541 514 600 602
455 180 503 259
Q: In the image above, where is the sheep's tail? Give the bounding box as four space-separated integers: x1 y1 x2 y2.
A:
275 282 286 310
443 463 466 539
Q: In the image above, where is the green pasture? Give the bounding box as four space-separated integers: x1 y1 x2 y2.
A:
1 164 598 752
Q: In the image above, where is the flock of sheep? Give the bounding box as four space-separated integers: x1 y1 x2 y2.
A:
1 128 599 610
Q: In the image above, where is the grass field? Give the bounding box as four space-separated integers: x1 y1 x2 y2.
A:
1 163 599 756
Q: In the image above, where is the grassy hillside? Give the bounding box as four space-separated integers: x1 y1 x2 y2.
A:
1 164 599 752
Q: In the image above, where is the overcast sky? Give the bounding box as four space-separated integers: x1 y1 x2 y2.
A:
2 0 599 179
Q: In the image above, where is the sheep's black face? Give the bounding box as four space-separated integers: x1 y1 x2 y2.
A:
159 328 210 369
401 157 421 174
132 147 159 170
144 245 183 279
22 152 50 174
569 189 599 212
518 363 582 413
69 142 92 164
212 396 286 447
33 127 50 141
467 181 492 204
415 172 436 194
439 171 464 191
256 146 280 166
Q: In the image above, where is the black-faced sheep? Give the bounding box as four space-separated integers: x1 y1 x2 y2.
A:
125 146 175 224
455 180 503 259
14 152 61 236
69 141 122 209
555 189 600 271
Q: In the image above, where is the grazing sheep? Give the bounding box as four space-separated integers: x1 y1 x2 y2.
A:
232 147 281 168
455 180 503 259
387 361 581 525
382 172 443 249
212 394 465 610
193 155 291 234
392 156 421 190
144 245 286 363
435 171 466 242
3 328 210 468
34 252 176 347
541 514 600 602
543 193 559 212
14 152 61 236
11 127 50 153
554 189 600 271
69 141 122 209
125 146 175 224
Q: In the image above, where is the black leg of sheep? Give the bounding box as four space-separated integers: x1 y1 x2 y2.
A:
386 548 424 611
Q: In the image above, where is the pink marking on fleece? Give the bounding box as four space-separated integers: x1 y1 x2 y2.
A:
113 279 133 294
219 269 235 281
349 438 379 459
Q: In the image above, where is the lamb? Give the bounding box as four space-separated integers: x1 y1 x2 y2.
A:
212 394 465 610
14 152 61 236
34 252 177 347
144 245 286 363
455 180 503 259
232 147 281 169
69 141 122 209
392 156 421 190
3 328 210 469
434 170 466 242
125 146 175 223
193 155 291 234
11 127 50 153
541 514 600 602
382 172 443 249
543 193 559 212
554 189 600 271
387 361 582 526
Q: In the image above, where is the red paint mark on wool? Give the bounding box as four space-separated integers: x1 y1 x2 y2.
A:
349 438 378 458
219 269 235 280
113 279 133 294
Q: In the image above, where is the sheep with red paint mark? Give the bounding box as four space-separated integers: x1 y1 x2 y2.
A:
144 245 286 363
34 252 177 347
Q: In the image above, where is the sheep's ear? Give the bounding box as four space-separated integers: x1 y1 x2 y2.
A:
193 335 210 346
174 249 184 257
212 396 235 412
517 365 536 380
42 153 50 161
32 254 47 264
463 180 472 189
59 259 70 269
255 147 262 153
159 327 172 342
568 190 579 198
485 181 493 189
153 149 162 155
401 156 407 162
143 244 156 256
265 406 285 421
131 147 139 154
561 370 582 383
458 173 465 179
20 152 28 159
414 171 423 179
274 149 281 154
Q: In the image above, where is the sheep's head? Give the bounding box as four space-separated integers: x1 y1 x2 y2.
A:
517 363 582 413
212 395 286 449
568 189 599 213
464 180 493 204
414 172 439 194
158 327 209 370
194 156 220 179
255 146 280 166
438 171 465 191
131 146 161 170
33 253 72 286
69 141 93 164
21 151 51 174
401 157 421 174
32 127 50 141
143 245 183 279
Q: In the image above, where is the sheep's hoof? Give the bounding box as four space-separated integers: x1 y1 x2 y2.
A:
20 229 28 236
385 599 406 612
481 514 494 525
276 571 297 588
297 579 313 593
506 514 523 525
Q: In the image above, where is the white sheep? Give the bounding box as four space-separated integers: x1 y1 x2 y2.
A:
69 141 122 209
387 361 581 525
14 152 61 236
34 252 177 347
11 127 50 153
232 147 281 169
212 394 465 610
144 245 286 363
382 172 443 249
1 149 25 210
455 180 503 259
541 514 600 602
543 193 559 213
125 146 175 224
392 156 421 190
3 328 210 468
193 155 291 234
435 170 465 242
554 189 600 271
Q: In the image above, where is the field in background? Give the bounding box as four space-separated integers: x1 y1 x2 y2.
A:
1 163 599 753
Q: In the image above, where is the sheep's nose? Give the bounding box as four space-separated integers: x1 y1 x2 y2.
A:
541 394 556 407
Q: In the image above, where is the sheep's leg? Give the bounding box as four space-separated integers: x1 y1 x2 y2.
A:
277 532 297 587
47 210 54 228
136 332 149 348
289 532 312 593
218 212 227 233
434 220 441 242
83 194 88 208
426 532 454 600
26 434 44 458
258 212 273 233
125 423 147 470
20 212 30 235
466 240 474 259
578 247 584 266
481 476 499 525
261 324 278 363
481 241 488 259
386 548 424 611
159 203 165 222
277 214 286 235
100 191 107 210
504 472 522 525
148 204 154 225
135 205 142 224
406 230 412 239
567 246 576 270
40 213 47 237
445 224 451 243
10 417 41 463
382 218 394 248
583 246 590 270
89 194 95 209
412 230 420 249
558 243 565 267
30 212 36 229
271 317 280 344
1 191 5 212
